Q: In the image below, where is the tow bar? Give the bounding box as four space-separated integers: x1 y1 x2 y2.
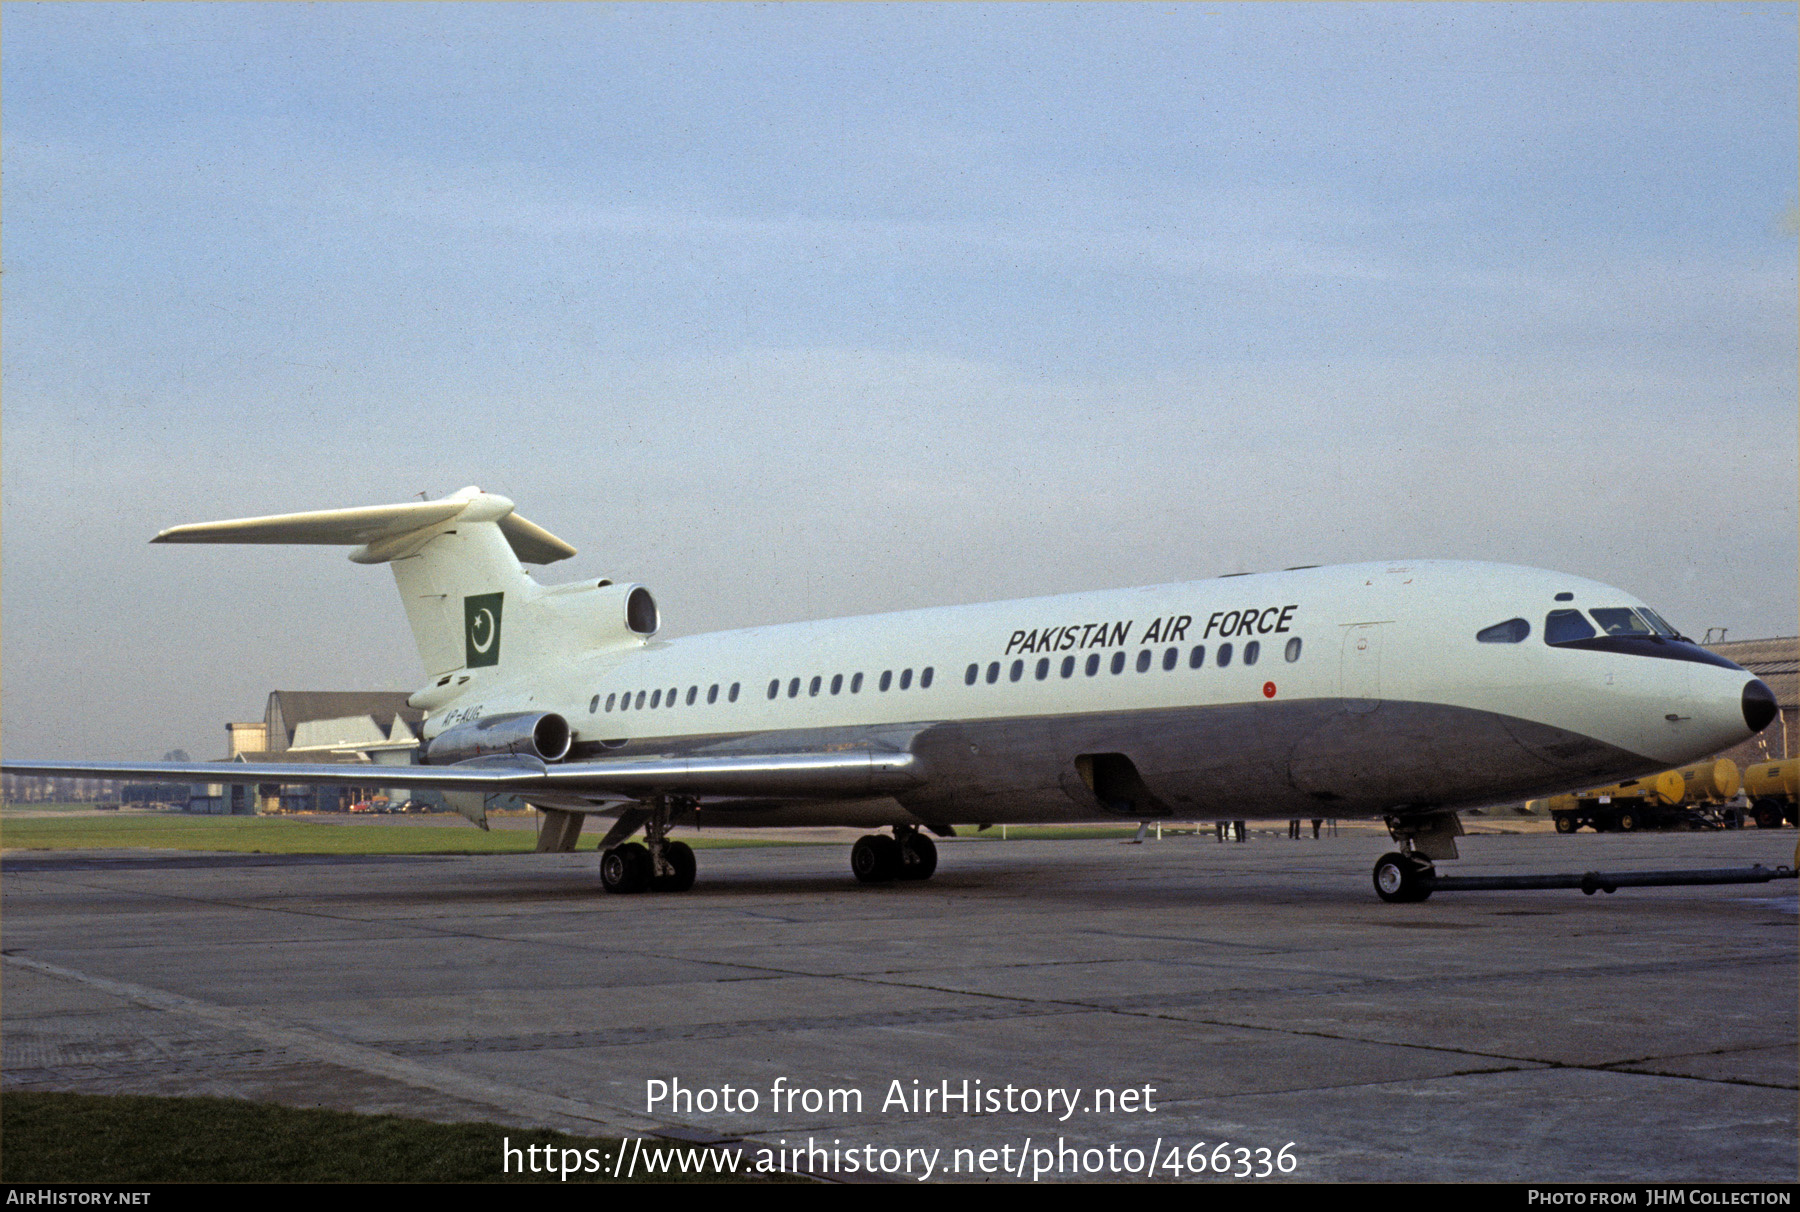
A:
1427 864 1797 896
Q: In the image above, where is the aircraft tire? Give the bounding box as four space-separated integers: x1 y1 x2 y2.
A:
601 842 653 894
1372 852 1433 903
651 841 697 892
898 833 938 880
851 834 901 883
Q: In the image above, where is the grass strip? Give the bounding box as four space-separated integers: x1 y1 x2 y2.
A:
0 1091 798 1183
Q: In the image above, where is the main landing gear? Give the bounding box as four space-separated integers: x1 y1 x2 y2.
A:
851 826 938 884
599 795 697 894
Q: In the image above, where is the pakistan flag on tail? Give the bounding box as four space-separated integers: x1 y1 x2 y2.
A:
464 593 505 668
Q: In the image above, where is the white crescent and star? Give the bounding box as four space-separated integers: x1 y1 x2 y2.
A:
470 608 496 653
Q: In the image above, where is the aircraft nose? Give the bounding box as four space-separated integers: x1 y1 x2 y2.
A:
1743 679 1778 733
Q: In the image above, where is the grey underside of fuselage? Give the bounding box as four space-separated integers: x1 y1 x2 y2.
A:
539 699 1657 829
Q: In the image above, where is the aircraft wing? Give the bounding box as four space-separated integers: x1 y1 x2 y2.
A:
3 751 922 801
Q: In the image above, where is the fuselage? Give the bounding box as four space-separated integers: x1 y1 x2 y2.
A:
421 560 1767 829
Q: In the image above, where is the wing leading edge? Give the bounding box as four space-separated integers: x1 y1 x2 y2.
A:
3 750 922 802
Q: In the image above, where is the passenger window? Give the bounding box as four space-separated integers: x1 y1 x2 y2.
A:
635 691 646 710
1589 607 1653 637
1110 651 1126 674
1244 641 1260 666
900 668 913 690
620 693 631 712
767 679 779 700
986 661 1000 685
1544 609 1597 644
707 685 719 704
1061 655 1075 678
589 695 600 714
686 686 697 706
1285 637 1302 662
921 667 934 688
1085 653 1100 676
1009 660 1023 682
1218 643 1233 667
831 673 843 695
1163 647 1178 671
729 682 740 702
851 673 863 693
1036 658 1050 681
651 689 662 708
1189 645 1205 669
965 663 979 686
606 693 617 712
880 671 893 691
1476 618 1530 644
809 676 822 697
1135 649 1151 673
667 686 677 706
788 678 801 699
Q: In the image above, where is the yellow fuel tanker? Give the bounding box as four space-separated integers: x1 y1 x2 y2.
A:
1548 769 1689 833
1742 757 1797 828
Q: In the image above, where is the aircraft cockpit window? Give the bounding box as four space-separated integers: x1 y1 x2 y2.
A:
1218 643 1234 667
1588 608 1653 637
1244 641 1261 666
1639 609 1680 638
1544 609 1596 644
1285 637 1302 662
1189 645 1206 669
1476 618 1530 643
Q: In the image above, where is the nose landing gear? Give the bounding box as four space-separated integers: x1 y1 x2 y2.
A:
1372 851 1436 903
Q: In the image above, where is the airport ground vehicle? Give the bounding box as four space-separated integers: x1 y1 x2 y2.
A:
1546 770 1702 833
1739 757 1798 828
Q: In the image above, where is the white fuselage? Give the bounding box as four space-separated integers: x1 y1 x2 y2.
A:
423 561 1759 828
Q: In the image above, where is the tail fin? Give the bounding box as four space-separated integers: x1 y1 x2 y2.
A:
153 486 577 678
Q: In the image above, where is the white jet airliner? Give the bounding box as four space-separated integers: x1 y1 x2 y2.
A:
7 487 1777 902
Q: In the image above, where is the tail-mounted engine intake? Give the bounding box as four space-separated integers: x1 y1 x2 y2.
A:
426 711 572 765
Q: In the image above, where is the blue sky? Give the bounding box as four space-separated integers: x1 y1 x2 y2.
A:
4 3 1796 759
